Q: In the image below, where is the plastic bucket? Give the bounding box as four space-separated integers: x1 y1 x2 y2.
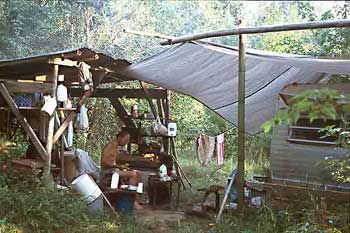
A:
88 194 104 214
115 193 135 215
71 174 102 204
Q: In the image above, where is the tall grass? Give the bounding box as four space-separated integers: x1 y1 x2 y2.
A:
175 134 348 233
0 168 145 233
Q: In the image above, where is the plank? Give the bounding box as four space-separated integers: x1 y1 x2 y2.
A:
12 159 45 169
48 58 79 68
1 80 53 94
109 98 137 129
0 82 47 160
139 81 158 119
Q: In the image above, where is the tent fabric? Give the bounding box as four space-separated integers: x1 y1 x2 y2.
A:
121 42 350 135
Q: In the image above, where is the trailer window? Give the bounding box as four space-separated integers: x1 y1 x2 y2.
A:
287 117 341 146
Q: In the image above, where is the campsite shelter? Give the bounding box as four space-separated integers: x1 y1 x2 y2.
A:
0 48 172 184
1 41 350 205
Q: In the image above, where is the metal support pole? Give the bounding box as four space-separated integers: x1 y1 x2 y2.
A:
237 34 246 212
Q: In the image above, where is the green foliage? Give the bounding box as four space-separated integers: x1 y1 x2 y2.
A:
0 137 15 158
263 89 341 133
0 168 145 233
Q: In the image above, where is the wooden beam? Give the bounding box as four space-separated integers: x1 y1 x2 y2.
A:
157 99 165 122
109 98 137 129
160 19 350 45
164 90 171 154
69 87 167 99
1 80 53 93
52 90 92 145
139 81 158 118
44 65 59 177
0 82 48 160
48 58 114 73
59 111 65 185
52 113 76 145
48 58 79 68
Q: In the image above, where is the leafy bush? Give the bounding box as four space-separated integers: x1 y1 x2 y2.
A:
0 169 143 233
0 137 16 162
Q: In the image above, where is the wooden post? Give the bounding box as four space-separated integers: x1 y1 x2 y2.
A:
237 34 246 212
43 64 59 179
165 90 171 154
60 110 65 185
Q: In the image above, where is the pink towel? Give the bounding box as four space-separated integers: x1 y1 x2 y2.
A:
216 134 224 165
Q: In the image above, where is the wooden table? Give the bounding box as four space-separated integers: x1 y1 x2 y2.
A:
149 177 181 210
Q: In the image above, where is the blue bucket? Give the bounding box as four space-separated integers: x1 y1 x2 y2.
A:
115 193 135 215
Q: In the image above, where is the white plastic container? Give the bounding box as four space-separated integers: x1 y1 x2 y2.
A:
71 174 102 204
137 183 143 193
167 122 177 137
57 83 68 102
110 173 119 189
41 96 57 116
159 164 167 177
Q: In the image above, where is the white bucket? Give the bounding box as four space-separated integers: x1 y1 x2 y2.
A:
71 174 102 204
41 96 57 116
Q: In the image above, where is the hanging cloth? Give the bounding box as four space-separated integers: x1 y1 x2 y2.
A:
216 133 224 165
196 133 215 167
75 104 89 132
78 62 93 91
64 99 74 147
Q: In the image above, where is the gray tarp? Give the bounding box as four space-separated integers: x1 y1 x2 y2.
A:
121 42 350 134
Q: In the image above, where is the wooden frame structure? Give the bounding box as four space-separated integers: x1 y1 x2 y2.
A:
0 48 175 185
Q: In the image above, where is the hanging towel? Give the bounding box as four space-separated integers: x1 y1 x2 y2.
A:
216 134 224 165
196 133 215 167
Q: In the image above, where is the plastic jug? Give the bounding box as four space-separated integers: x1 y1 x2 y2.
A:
111 173 119 189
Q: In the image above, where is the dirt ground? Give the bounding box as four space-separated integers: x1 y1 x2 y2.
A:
135 209 187 232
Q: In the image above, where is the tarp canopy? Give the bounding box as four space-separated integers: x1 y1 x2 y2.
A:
121 41 350 134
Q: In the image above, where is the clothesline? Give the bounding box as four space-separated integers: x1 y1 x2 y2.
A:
176 127 235 140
